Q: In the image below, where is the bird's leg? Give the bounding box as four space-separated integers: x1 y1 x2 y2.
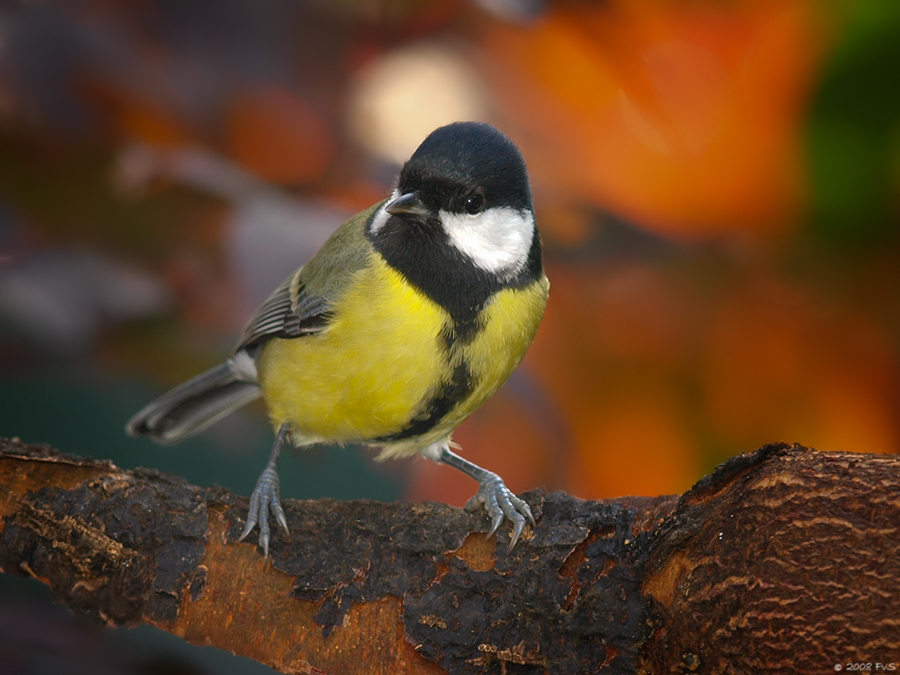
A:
238 422 291 556
426 441 535 550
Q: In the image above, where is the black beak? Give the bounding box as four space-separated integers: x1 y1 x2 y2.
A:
386 191 430 220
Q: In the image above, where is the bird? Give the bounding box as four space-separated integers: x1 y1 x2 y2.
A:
127 121 549 556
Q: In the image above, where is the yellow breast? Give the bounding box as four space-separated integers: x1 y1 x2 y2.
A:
256 253 447 443
439 277 549 431
256 251 549 453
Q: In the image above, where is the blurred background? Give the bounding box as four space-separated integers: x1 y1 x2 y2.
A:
1 0 899 671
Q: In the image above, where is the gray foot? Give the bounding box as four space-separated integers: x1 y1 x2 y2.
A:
238 464 289 556
464 471 535 551
238 423 291 556
428 441 535 551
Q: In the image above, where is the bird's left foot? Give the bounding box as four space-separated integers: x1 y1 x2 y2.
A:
464 471 535 551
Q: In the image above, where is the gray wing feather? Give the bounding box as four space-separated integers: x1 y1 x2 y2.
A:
238 275 295 343
235 201 386 352
235 268 332 352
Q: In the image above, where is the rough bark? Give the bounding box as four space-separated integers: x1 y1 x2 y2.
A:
0 438 897 674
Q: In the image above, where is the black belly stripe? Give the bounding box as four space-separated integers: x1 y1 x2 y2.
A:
374 361 473 442
365 206 543 442
440 314 483 351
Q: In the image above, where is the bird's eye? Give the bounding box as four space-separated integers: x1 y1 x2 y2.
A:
464 193 485 215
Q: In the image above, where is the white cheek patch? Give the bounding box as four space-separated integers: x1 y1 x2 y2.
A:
368 189 399 235
440 207 535 275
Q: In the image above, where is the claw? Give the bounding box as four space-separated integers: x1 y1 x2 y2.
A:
258 492 271 553
487 512 504 539
509 517 526 552
238 515 258 543
273 501 289 535
464 471 533 550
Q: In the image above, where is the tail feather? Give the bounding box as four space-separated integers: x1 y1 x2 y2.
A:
127 360 262 445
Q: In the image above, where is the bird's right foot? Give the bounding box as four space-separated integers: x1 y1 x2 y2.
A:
238 463 289 557
238 423 291 556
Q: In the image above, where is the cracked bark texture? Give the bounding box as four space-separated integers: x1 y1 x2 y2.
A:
0 438 897 675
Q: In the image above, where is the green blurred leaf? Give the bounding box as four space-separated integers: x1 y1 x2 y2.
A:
806 0 900 246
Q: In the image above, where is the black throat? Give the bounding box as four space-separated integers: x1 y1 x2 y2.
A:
367 210 542 346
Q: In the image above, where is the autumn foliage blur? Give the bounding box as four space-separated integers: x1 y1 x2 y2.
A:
1 0 898 511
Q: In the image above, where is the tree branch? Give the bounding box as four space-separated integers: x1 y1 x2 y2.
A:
0 438 897 674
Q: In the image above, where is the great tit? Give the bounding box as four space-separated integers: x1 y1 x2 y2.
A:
127 121 549 555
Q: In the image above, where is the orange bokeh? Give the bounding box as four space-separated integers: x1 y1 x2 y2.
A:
702 278 899 455
478 0 825 236
227 85 334 185
570 383 700 498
